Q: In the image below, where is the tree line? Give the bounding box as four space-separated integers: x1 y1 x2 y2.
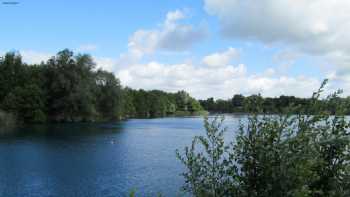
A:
2 49 349 125
0 49 204 124
199 93 350 114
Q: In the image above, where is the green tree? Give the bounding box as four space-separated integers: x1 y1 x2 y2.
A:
175 91 191 111
44 49 97 121
95 70 123 120
177 116 238 196
188 98 203 113
232 94 245 112
0 49 204 123
121 87 136 118
0 52 27 102
2 84 46 123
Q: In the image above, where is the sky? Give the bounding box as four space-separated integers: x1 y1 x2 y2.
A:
1 0 350 99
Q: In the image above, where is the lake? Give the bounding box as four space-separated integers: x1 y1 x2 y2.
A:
0 116 242 197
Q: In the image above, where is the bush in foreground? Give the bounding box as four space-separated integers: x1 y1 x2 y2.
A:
177 80 350 197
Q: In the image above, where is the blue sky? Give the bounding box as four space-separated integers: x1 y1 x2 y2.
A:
1 0 348 99
1 1 206 56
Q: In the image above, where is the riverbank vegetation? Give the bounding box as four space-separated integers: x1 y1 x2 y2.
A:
199 91 350 115
177 80 350 196
0 50 204 124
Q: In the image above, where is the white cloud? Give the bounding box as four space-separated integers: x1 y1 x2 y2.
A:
204 0 350 49
263 68 276 77
116 53 320 99
128 9 207 58
203 47 239 67
273 50 304 72
204 0 350 77
165 10 185 26
96 9 209 75
95 57 116 72
19 50 52 64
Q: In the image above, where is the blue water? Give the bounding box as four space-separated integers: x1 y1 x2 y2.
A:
0 116 242 197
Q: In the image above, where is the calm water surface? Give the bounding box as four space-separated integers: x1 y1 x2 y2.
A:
0 116 242 197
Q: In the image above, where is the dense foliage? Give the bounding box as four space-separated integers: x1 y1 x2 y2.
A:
199 92 350 115
0 50 203 123
177 80 350 197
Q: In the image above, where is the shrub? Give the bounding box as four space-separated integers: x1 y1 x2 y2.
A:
177 80 350 197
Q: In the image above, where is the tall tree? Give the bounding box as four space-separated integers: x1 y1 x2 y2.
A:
95 70 123 120
45 49 96 121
